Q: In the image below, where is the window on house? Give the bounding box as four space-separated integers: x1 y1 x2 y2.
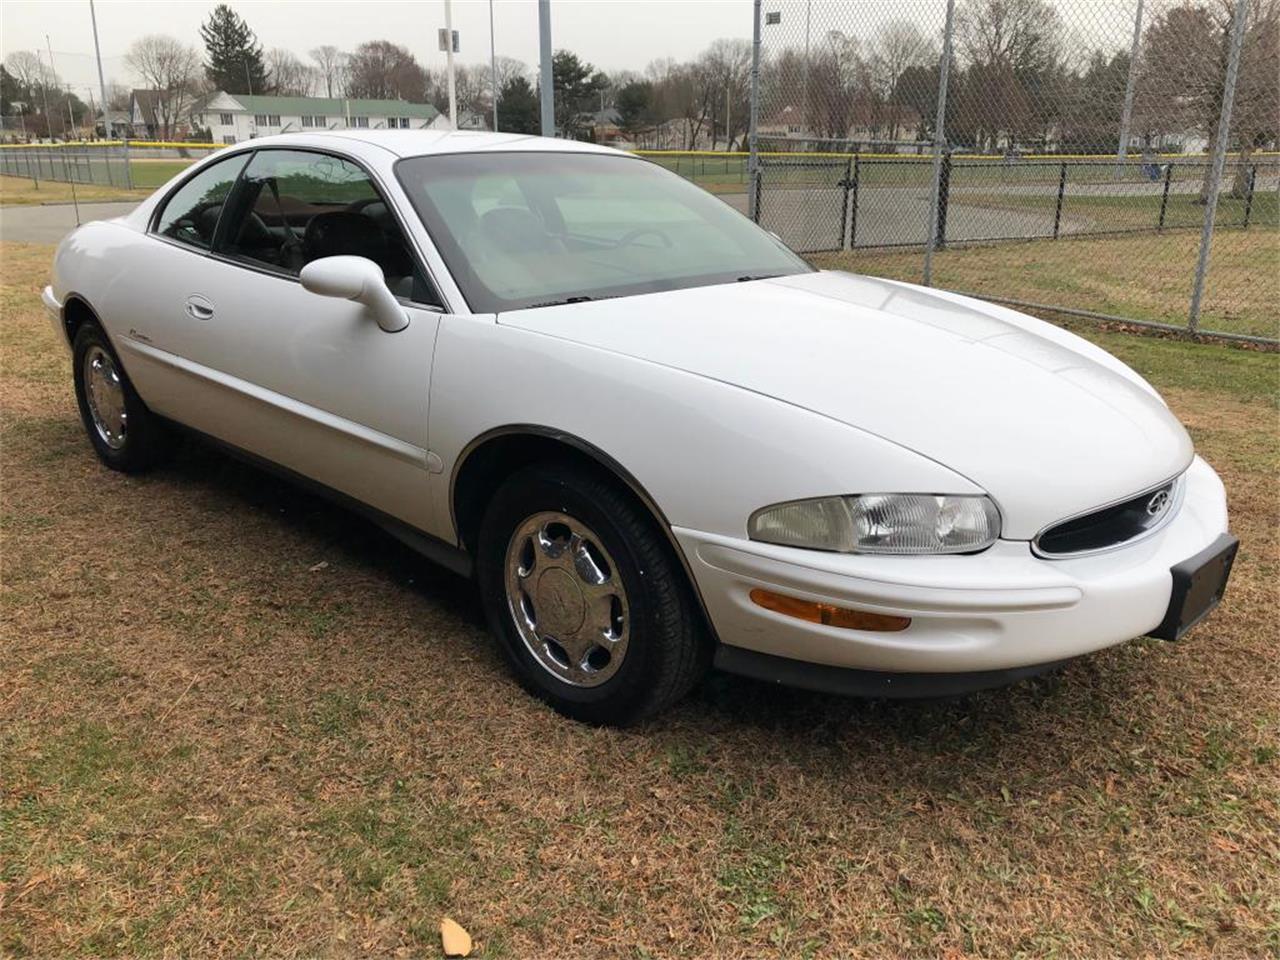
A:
219 113 233 125
399 118 412 129
269 114 280 125
222 135 237 145
353 116 369 128
301 116 314 128
254 114 267 124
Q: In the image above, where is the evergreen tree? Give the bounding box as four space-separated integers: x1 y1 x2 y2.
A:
499 76 540 134
551 50 607 139
200 4 269 95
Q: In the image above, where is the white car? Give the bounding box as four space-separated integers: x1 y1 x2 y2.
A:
44 131 1237 724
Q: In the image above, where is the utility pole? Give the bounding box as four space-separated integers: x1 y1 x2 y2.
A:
538 0 554 137
445 0 458 129
37 44 54 140
1114 0 1145 176
489 0 498 131
89 0 130 185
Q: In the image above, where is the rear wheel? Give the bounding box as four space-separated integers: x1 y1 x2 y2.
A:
477 463 709 725
72 322 172 473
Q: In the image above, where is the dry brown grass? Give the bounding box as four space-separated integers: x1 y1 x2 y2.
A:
2 241 1278 958
0 175 147 207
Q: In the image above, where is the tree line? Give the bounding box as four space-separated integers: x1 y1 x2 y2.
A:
2 0 1275 156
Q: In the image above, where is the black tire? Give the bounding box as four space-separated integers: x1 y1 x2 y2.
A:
476 463 710 725
72 321 173 473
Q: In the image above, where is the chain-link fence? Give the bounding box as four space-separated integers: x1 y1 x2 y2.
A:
745 0 1280 344
0 143 220 191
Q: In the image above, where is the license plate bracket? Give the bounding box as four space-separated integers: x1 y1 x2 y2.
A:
1150 533 1238 641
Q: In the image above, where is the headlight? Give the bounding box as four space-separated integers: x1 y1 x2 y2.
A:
748 494 1001 555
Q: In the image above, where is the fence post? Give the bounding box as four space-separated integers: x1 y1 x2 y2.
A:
1114 0 1145 177
1157 162 1173 230
1188 0 1249 332
848 154 860 249
1242 164 1257 228
747 0 762 222
1053 161 1068 239
923 0 956 285
935 150 953 250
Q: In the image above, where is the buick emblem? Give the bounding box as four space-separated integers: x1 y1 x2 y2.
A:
1146 489 1171 518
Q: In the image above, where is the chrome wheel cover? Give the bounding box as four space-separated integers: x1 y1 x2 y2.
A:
504 511 630 688
83 345 127 450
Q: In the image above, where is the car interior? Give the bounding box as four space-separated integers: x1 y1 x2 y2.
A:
159 154 436 305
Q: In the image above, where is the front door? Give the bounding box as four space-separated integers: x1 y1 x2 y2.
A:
126 147 446 532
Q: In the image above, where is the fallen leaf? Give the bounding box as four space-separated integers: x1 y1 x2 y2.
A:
309 561 329 572
440 917 472 957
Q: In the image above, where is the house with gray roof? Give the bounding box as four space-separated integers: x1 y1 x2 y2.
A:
193 92 443 144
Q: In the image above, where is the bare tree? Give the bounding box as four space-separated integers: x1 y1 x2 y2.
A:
869 21 934 141
4 50 52 92
309 44 347 98
266 48 314 96
125 34 201 139
1135 0 1279 198
345 40 427 101
699 39 752 148
954 0 1064 151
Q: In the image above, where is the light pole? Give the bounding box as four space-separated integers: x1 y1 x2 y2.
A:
444 0 458 129
489 0 498 131
538 0 554 137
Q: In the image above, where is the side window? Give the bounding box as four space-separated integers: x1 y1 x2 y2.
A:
153 153 249 250
218 149 439 306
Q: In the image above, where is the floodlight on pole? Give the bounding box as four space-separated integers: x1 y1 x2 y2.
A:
445 0 458 129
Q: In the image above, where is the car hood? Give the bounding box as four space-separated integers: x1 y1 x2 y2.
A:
498 270 1193 539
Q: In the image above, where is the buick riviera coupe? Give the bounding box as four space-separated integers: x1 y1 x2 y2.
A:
44 131 1237 724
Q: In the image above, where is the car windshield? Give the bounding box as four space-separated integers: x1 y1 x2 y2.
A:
395 151 811 313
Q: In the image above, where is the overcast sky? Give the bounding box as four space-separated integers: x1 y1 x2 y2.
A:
1 0 753 95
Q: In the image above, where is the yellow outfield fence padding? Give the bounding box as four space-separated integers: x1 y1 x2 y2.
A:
3 141 1276 163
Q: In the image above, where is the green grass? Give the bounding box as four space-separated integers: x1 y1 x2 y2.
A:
812 228 1280 340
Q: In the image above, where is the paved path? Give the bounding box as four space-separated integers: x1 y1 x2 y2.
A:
0 201 139 244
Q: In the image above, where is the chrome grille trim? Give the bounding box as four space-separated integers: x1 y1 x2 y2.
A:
1032 472 1187 559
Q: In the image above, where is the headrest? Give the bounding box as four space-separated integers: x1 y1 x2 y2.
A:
304 211 388 264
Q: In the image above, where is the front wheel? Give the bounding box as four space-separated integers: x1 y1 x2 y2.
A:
476 464 709 725
72 322 172 473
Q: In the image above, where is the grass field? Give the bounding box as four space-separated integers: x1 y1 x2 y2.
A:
0 175 148 206
2 240 1278 958
811 229 1280 341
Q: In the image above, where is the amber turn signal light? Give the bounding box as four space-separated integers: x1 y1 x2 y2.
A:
749 588 911 632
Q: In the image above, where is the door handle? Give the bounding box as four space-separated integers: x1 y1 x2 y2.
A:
184 295 214 321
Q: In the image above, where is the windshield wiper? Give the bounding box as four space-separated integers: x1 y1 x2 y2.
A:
527 295 595 309
736 274 780 283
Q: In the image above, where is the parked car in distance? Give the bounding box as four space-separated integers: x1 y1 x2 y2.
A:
44 131 1237 724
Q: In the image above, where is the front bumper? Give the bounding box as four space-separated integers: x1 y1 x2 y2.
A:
676 455 1229 677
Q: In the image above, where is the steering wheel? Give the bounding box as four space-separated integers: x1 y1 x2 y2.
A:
616 228 673 250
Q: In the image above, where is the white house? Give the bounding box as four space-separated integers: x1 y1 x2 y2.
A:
192 92 443 144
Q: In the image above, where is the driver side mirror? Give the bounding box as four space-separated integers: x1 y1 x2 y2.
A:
299 256 409 333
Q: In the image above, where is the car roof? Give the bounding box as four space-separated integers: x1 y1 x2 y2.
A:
235 129 623 161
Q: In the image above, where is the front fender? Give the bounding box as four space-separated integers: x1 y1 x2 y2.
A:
425 316 982 545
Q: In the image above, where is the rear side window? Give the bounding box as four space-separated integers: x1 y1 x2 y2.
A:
153 153 250 250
